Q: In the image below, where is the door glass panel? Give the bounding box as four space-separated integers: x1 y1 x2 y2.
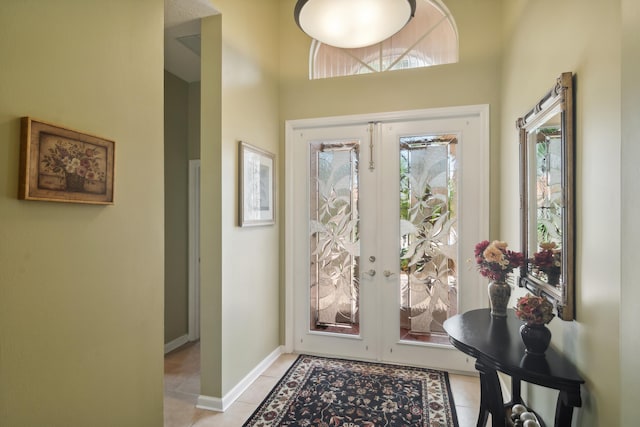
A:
399 135 458 343
309 140 360 335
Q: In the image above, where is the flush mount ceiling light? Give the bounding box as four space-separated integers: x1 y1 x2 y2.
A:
294 0 416 49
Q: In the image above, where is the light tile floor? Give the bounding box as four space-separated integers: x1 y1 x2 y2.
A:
164 341 482 427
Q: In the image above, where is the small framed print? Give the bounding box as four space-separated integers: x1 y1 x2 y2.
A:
239 141 275 226
19 117 115 205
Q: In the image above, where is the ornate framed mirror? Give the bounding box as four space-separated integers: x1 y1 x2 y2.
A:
517 72 575 320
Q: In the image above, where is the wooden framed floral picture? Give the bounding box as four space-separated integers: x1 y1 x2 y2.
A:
19 117 115 204
239 141 275 226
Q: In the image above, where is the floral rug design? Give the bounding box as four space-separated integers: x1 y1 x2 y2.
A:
243 355 459 427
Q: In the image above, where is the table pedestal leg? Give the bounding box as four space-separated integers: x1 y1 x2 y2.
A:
475 361 505 427
510 377 522 405
554 390 580 427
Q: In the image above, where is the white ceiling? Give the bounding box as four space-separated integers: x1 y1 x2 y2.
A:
164 0 218 82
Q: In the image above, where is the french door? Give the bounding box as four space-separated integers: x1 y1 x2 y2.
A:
285 106 489 372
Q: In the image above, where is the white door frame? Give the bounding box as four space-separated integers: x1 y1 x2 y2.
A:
188 159 201 341
284 105 490 364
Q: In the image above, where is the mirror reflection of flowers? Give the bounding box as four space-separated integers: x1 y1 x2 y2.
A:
515 293 555 325
532 242 561 268
474 240 525 283
532 242 561 282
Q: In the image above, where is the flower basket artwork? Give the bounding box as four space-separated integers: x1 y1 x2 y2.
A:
19 117 115 205
515 293 555 355
474 240 524 317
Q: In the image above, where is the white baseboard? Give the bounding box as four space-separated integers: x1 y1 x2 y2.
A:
197 345 285 412
196 395 224 412
164 334 190 354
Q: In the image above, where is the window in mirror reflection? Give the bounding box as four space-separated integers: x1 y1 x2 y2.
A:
530 116 563 287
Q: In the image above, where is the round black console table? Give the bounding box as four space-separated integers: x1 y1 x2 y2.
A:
443 309 584 427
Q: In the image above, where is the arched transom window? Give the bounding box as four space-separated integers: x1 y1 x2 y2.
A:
310 0 458 80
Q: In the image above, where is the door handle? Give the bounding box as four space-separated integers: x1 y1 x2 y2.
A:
363 269 376 277
383 270 395 278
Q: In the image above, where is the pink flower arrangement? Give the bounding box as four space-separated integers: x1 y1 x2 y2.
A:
474 240 525 282
515 293 555 325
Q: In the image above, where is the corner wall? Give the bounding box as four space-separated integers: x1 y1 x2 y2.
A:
620 0 640 425
201 0 282 397
0 1 165 426
500 0 622 425
200 13 224 398
198 0 283 400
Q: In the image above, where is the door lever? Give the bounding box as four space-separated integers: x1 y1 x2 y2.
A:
363 269 376 277
383 270 395 278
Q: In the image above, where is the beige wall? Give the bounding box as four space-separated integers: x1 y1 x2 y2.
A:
208 0 281 396
200 0 282 399
620 0 640 425
200 13 224 398
0 1 165 426
501 0 622 425
164 71 190 343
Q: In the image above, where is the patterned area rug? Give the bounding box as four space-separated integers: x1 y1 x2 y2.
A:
243 355 459 427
